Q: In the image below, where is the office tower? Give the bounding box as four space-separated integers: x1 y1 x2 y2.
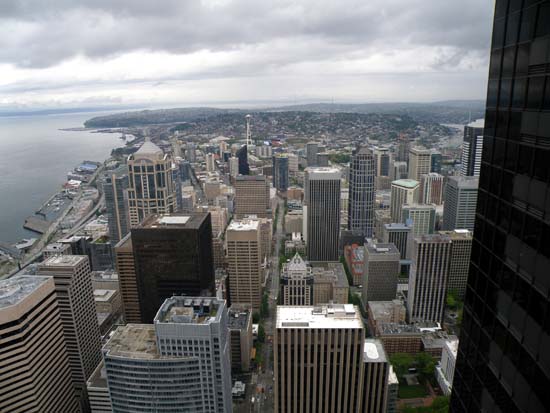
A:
131 213 215 322
451 4 550 410
348 146 376 237
186 142 196 163
103 297 232 413
275 305 390 413
430 152 442 174
362 242 400 308
229 156 239 178
439 229 472 300
305 167 341 261
280 253 313 305
114 233 141 323
390 179 419 222
273 153 289 192
310 261 349 305
0 276 79 413
306 141 318 166
408 147 432 181
420 172 444 205
102 165 130 244
317 152 329 166
228 305 253 372
442 175 478 231
401 204 436 236
87 362 112 413
396 134 410 163
374 146 391 177
460 119 484 177
37 255 102 406
391 160 408 180
234 175 270 218
205 153 216 172
236 144 250 175
287 153 299 172
386 367 399 413
127 139 176 227
382 223 411 260
407 234 451 323
226 218 262 310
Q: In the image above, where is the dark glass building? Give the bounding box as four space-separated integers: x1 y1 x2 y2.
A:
272 154 289 192
236 144 250 175
451 1 550 412
131 213 215 322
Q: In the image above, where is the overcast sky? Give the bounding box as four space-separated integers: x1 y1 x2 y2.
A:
0 0 494 109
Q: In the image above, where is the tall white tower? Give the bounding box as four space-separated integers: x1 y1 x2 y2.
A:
245 114 252 149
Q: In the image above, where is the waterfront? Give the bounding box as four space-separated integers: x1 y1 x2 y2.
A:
0 112 123 244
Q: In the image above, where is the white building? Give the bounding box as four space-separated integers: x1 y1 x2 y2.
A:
436 339 459 395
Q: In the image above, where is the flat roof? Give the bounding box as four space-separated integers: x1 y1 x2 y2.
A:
103 324 159 359
0 276 50 309
438 230 473 240
41 255 86 267
140 213 208 230
368 300 405 319
228 308 251 330
276 304 362 330
155 296 224 325
305 167 341 180
365 243 400 255
392 179 419 189
363 339 387 363
94 289 117 301
467 119 485 128
228 219 259 231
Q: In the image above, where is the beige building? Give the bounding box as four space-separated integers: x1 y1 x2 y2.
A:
285 210 303 234
311 262 349 305
390 179 419 223
226 218 262 310
440 229 473 299
114 234 142 323
228 305 253 372
275 305 390 413
127 139 176 226
234 175 271 218
408 147 432 182
0 276 80 413
94 288 123 315
86 361 112 413
374 209 391 240
366 300 407 335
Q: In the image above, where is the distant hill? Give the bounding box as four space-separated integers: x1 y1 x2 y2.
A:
84 100 485 128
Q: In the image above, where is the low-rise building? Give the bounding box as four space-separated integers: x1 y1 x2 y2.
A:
311 261 349 305
367 300 406 335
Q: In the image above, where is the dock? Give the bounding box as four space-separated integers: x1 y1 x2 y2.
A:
23 216 52 234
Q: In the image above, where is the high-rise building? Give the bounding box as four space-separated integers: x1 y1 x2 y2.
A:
442 175 478 231
460 119 484 177
273 153 289 192
407 234 451 323
280 253 313 305
205 153 216 172
374 146 391 177
390 179 419 223
382 223 411 260
130 213 215 322
114 233 141 323
362 242 400 308
228 305 253 373
396 134 410 163
229 156 239 178
435 339 458 396
439 229 472 300
236 145 249 175
102 166 130 244
306 141 318 166
287 153 299 172
275 304 390 413
420 172 444 205
451 3 550 410
37 255 103 406
348 146 376 237
103 297 232 413
407 147 432 182
391 160 408 180
234 175 270 218
186 142 197 163
226 218 262 310
305 167 341 261
0 276 80 413
401 204 436 237
430 152 442 174
127 139 176 227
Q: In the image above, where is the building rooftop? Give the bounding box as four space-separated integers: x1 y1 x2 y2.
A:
305 167 341 179
311 262 349 288
103 324 159 359
228 219 259 231
438 229 473 240
365 243 400 256
87 361 108 390
421 331 459 350
154 296 224 325
139 213 208 230
363 339 388 363
467 118 485 128
41 255 86 267
447 175 479 188
135 138 163 156
413 233 452 244
235 175 266 182
392 179 419 189
228 307 251 330
368 300 406 320
276 304 362 329
0 276 50 309
384 223 411 231
94 289 117 302
91 270 118 281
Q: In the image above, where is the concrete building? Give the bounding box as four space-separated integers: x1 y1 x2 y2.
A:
234 175 270 218
37 255 103 408
401 204 436 237
226 218 262 310
382 223 411 260
390 179 419 223
287 153 299 172
440 229 473 299
391 161 408 181
305 167 341 261
103 297 232 413
273 154 289 192
408 234 452 323
42 241 72 258
285 210 303 234
366 300 407 335
127 139 176 227
0 276 80 413
436 339 459 396
280 253 313 305
205 153 216 172
229 156 239 178
344 243 365 286
373 147 391 178
361 339 391 413
113 234 141 323
420 172 444 205
430 152 442 174
87 362 112 413
442 176 479 231
461 119 484 177
386 366 399 413
228 305 253 373
408 147 432 182
348 146 376 238
311 262 349 305
375 323 424 355
306 141 318 166
130 213 215 322
374 209 391 240
89 237 114 271
362 242 400 308
102 166 130 244
317 152 330 167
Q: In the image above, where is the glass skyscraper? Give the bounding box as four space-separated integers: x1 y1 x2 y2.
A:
451 1 550 412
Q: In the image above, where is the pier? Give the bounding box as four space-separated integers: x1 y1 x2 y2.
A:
23 217 52 234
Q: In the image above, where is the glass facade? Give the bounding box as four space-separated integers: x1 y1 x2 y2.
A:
450 1 550 412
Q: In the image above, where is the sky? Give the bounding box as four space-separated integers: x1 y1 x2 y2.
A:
0 0 495 110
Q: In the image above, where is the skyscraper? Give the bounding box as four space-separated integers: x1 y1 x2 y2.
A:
236 144 249 175
382 222 412 260
131 213 215 322
103 297 232 413
420 172 444 205
396 134 410 163
442 175 479 231
280 253 313 305
451 2 550 411
430 152 442 174
306 141 319 166
348 146 376 237
439 229 472 300
390 179 419 223
127 139 177 227
114 233 142 323
37 255 103 407
102 165 130 244
401 204 436 237
0 276 80 413
273 153 289 192
460 119 484 177
234 175 271 218
362 242 400 308
305 167 341 261
407 147 432 182
374 146 391 177
407 234 451 324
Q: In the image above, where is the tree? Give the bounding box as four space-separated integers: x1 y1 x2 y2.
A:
258 323 266 343
446 289 459 310
252 312 260 324
415 352 436 378
389 353 414 378
260 293 269 318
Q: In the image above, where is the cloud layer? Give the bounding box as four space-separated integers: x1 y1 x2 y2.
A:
0 0 494 108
